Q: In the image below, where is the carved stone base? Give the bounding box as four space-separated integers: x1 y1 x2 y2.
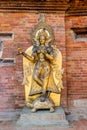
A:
16 107 69 129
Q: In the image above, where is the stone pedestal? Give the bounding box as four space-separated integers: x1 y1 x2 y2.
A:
16 107 69 129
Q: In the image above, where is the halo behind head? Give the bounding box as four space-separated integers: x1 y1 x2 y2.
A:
30 22 55 45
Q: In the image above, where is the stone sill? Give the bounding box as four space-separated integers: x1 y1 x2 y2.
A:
0 58 16 66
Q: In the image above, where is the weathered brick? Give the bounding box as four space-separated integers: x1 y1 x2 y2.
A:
65 16 87 110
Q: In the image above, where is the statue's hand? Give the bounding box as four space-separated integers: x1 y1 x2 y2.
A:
18 48 23 54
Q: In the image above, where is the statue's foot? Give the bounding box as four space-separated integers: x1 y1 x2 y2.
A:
26 102 33 108
50 107 54 113
31 108 36 113
40 94 46 102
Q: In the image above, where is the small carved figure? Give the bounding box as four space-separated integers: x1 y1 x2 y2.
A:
18 22 63 112
26 98 55 113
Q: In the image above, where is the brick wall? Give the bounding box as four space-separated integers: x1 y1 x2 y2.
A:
0 13 67 111
65 16 87 112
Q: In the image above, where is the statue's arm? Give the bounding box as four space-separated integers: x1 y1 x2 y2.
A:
22 52 34 61
18 48 34 62
45 53 53 61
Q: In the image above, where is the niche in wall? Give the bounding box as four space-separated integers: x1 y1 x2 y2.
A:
71 27 87 42
0 32 15 66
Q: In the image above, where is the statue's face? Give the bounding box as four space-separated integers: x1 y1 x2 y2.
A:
39 35 46 45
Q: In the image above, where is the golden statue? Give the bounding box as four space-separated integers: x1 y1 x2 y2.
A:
18 22 63 112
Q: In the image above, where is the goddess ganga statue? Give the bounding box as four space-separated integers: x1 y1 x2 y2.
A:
18 22 63 112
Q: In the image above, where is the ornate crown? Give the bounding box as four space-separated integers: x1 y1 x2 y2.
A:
36 28 49 41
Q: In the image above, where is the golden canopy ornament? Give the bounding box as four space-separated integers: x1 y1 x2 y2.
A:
18 22 64 112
